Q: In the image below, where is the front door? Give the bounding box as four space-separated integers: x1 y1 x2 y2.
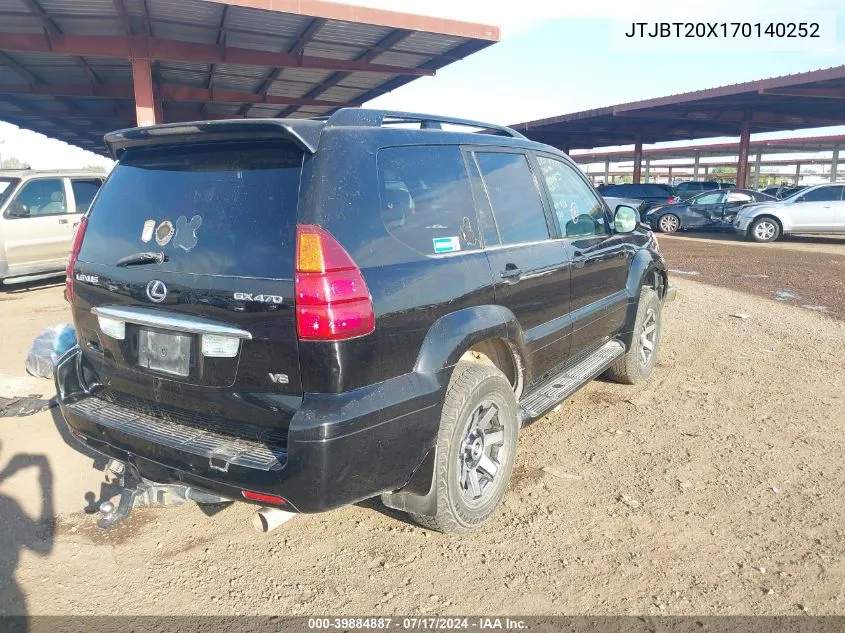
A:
686 190 727 226
534 153 633 358
469 149 572 383
790 185 843 232
2 177 71 271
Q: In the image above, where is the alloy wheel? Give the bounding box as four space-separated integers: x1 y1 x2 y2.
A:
458 399 507 505
639 308 658 366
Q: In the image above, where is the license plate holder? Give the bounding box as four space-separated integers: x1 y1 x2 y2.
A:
138 329 192 377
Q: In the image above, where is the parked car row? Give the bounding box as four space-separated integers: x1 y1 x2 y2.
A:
642 188 776 233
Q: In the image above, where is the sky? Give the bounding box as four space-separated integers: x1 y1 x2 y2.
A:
0 0 843 171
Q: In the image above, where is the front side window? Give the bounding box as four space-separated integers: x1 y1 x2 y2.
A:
536 155 608 238
7 178 67 217
474 152 549 245
377 146 479 256
799 186 844 203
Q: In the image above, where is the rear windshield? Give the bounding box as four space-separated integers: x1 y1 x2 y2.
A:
0 178 20 206
79 142 302 278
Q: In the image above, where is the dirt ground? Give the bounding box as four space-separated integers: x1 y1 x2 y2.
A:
659 233 845 321
1 235 844 617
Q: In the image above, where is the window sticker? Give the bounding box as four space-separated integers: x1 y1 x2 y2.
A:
173 214 202 251
155 220 174 246
433 236 461 254
141 219 155 243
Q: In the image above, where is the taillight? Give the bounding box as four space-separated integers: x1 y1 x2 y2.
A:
65 216 88 303
242 491 286 505
668 196 678 204
295 224 375 341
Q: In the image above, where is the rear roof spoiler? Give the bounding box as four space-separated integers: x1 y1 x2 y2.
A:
104 119 325 160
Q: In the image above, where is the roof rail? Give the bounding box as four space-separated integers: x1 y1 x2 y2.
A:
324 108 526 139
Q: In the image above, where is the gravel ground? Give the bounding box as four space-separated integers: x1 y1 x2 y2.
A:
0 269 844 617
658 234 845 321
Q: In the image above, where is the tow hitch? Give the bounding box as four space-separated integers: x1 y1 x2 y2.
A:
97 460 230 528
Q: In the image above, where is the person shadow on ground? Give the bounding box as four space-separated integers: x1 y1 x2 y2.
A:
0 440 55 632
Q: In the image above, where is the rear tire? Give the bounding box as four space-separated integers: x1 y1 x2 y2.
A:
604 287 662 385
749 217 780 243
411 362 519 534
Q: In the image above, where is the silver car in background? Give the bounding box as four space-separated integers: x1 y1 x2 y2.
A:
734 182 845 242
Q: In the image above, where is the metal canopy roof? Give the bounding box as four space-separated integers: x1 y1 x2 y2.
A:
512 66 845 150
0 0 498 156
570 133 845 164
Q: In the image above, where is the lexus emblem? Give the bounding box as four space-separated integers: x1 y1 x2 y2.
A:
146 280 167 303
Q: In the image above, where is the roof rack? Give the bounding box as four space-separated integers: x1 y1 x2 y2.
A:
324 108 526 139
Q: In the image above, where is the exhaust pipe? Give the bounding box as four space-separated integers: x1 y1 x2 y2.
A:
252 507 297 533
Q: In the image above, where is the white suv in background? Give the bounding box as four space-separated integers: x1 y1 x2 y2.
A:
0 169 105 284
734 182 845 242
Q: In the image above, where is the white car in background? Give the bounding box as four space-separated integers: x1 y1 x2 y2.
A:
734 182 845 242
0 169 105 284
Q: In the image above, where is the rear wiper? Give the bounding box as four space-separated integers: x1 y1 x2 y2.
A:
116 252 169 267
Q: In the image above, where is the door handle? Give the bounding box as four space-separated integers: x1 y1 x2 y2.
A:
500 265 522 281
58 218 69 224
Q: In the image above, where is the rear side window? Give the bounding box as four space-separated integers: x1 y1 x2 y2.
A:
377 146 480 255
71 179 102 214
474 152 549 245
79 142 302 278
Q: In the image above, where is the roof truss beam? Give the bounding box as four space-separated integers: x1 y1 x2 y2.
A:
758 87 845 100
0 82 354 108
0 32 434 76
612 108 844 128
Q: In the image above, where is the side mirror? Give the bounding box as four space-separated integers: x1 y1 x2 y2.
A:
614 205 638 234
7 202 29 217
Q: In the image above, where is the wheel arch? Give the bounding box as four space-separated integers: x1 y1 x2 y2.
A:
620 248 667 351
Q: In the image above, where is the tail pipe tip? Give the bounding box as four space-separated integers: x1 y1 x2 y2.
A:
252 507 297 533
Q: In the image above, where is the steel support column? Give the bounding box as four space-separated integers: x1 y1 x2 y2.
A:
736 113 751 188
604 159 610 185
644 159 650 183
693 151 700 180
667 166 673 185
832 145 840 183
632 133 643 184
131 58 160 126
753 151 762 189
795 163 801 184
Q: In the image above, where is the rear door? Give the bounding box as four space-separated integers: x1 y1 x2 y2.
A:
71 141 304 433
534 153 632 357
789 186 843 232
2 176 71 270
469 149 572 381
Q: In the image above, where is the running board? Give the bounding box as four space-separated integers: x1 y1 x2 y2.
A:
519 340 625 422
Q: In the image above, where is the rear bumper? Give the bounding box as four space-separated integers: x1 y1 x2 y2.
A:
55 346 446 513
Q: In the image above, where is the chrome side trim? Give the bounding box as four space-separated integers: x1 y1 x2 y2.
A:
91 305 253 340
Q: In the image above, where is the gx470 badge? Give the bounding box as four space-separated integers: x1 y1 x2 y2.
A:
233 293 283 304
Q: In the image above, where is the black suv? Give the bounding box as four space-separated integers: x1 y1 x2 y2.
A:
56 109 674 533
